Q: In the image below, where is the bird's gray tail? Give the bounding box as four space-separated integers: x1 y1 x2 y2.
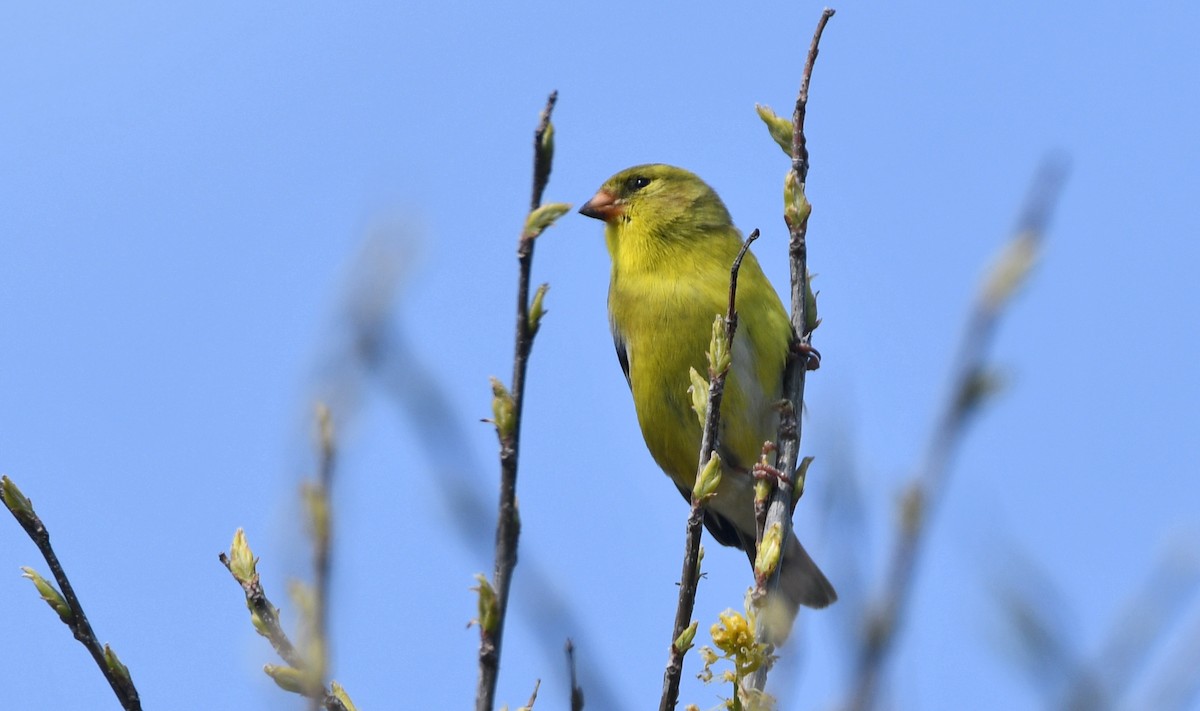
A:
762 533 836 644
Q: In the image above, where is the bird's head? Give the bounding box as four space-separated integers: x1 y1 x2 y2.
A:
579 164 733 239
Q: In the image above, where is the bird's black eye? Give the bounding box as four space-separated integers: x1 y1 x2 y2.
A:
626 175 652 192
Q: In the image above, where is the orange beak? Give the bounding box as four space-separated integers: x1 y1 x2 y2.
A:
579 189 623 222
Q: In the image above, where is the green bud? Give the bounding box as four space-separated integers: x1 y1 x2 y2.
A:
304 484 329 543
264 664 308 695
528 283 549 336
784 171 811 227
693 452 723 500
795 456 814 500
315 402 334 457
540 121 556 161
21 567 72 623
289 581 316 628
675 621 699 653
104 644 132 685
687 367 709 427
1 476 35 523
981 232 1038 310
523 202 572 240
754 476 772 506
227 529 258 585
250 607 271 638
754 523 783 579
473 574 499 634
755 104 793 157
331 681 359 711
804 272 820 333
489 377 516 440
707 315 730 376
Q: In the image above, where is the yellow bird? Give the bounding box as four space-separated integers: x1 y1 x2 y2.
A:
580 164 835 639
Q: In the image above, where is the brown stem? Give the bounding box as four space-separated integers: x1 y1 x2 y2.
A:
749 6 836 692
659 230 760 711
476 90 559 711
3 477 143 710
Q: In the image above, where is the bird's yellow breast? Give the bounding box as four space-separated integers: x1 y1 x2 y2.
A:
607 224 792 491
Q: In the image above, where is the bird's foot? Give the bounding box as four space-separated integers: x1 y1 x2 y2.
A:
792 341 821 371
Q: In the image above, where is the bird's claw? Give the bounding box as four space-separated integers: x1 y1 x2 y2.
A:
792 341 821 371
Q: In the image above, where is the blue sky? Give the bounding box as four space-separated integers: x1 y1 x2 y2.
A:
3 2 1200 709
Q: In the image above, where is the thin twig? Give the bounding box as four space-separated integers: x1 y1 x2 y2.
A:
749 6 835 692
336 232 626 710
219 551 303 668
476 90 559 711
566 639 586 711
218 544 350 711
308 405 337 711
2 476 142 711
845 157 1070 711
659 230 760 711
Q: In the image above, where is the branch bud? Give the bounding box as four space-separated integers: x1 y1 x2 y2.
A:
707 315 731 377
489 377 516 440
528 283 549 337
264 664 308 695
754 523 783 579
687 367 709 427
784 171 811 227
227 529 258 585
693 452 723 501
980 232 1038 310
1 476 35 524
21 567 72 623
794 456 814 501
473 574 499 634
674 621 699 653
103 644 132 685
523 202 572 240
755 104 793 157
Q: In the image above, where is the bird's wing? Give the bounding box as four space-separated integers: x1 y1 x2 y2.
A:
613 331 632 389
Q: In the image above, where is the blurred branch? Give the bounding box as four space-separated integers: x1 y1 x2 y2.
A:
659 230 760 711
306 404 338 711
1062 541 1200 709
328 226 625 710
845 156 1070 711
566 639 585 711
749 6 835 692
477 90 564 711
2 476 142 711
1139 602 1200 711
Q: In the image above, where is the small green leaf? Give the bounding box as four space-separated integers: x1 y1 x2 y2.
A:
693 452 724 501
1 476 36 523
528 283 550 336
473 574 499 634
756 104 793 157
227 529 258 584
687 367 710 428
523 202 572 240
21 567 72 623
104 644 132 685
264 664 308 695
489 378 516 440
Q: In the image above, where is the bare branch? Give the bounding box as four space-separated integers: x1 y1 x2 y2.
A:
2 476 142 711
749 6 836 692
659 230 760 711
476 90 561 711
845 156 1070 711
